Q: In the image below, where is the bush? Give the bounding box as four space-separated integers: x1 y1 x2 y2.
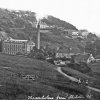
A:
67 62 91 73
34 52 45 60
16 52 23 55
0 41 2 52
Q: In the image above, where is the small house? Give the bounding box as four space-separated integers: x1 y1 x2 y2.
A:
56 47 81 58
27 41 35 53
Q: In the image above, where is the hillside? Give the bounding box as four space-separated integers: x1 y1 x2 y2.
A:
0 8 78 29
0 53 95 99
0 54 99 99
0 8 77 34
0 7 100 100
0 8 99 54
0 8 81 50
0 54 86 99
42 16 78 30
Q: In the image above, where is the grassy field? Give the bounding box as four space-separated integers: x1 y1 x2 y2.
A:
0 53 90 100
61 64 100 100
89 62 100 73
0 53 99 100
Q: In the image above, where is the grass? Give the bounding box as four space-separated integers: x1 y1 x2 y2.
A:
89 62 100 73
0 54 63 99
87 62 100 90
0 53 90 100
0 53 99 99
61 66 100 100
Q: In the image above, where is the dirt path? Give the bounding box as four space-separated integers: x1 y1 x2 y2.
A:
87 86 100 92
56 67 100 93
56 67 79 82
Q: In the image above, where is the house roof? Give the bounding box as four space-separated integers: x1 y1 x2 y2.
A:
4 38 28 42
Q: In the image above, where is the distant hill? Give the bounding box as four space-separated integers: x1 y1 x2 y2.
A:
42 16 78 30
0 8 80 49
0 8 98 54
0 8 77 31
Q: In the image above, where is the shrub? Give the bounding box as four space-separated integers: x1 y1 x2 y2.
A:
35 52 45 60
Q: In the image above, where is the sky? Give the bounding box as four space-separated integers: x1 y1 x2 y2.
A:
0 0 100 35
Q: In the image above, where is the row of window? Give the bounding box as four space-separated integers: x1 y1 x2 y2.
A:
56 53 72 58
4 43 24 48
4 51 18 55
2 42 34 54
4 47 22 52
3 43 26 54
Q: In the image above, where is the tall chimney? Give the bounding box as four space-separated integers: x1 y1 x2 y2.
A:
37 20 40 49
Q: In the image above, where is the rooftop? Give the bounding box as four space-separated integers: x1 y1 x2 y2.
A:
4 38 28 43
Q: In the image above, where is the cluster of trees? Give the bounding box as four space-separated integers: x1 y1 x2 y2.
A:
85 39 100 56
0 41 2 52
28 46 56 60
42 16 78 30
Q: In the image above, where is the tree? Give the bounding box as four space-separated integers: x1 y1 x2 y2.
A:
87 32 97 41
85 39 100 56
35 52 45 60
0 41 2 52
77 45 85 53
85 42 96 56
76 37 83 42
93 39 100 55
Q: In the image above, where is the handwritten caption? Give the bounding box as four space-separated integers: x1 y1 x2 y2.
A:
28 94 85 100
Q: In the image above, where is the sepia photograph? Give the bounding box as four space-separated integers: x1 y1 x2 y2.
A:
0 0 100 100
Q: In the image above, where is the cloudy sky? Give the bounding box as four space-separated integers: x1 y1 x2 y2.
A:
0 0 100 35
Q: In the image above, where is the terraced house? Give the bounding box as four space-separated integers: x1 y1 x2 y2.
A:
2 38 35 55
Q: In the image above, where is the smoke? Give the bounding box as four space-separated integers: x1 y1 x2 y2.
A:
35 13 48 22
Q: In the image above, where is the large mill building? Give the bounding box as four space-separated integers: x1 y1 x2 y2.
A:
2 38 35 55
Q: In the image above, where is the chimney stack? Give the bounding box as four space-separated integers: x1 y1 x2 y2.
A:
37 20 40 49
